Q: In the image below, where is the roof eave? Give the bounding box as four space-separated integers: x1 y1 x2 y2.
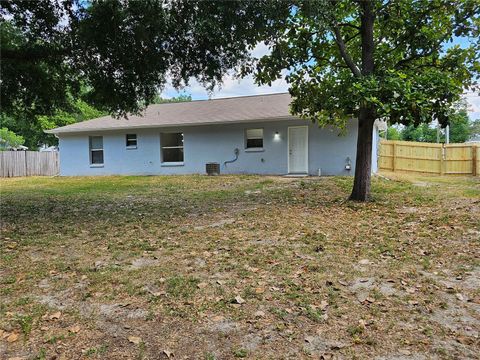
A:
46 115 301 135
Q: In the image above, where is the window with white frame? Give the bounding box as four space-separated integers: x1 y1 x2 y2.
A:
245 128 263 149
161 132 184 163
89 136 104 165
126 134 137 148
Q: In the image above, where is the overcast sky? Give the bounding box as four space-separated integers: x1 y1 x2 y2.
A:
161 42 480 121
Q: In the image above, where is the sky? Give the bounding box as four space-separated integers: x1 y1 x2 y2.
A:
161 42 480 121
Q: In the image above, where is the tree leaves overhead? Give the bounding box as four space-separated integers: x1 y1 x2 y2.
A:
1 0 290 117
3 0 477 125
248 0 480 128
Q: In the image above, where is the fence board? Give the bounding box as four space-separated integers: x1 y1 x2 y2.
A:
379 140 479 176
0 151 59 177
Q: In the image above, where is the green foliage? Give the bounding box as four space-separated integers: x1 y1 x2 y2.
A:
1 99 105 148
386 127 402 141
402 123 438 143
0 127 25 149
16 314 33 337
470 119 480 139
396 102 472 143
448 109 471 143
152 94 192 104
244 1 480 130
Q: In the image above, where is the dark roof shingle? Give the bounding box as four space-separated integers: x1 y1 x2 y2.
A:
47 93 295 134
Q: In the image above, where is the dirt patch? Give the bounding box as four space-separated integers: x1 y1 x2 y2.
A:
1 174 479 359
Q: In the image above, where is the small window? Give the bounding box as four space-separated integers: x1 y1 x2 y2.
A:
89 136 104 165
245 128 263 149
126 134 137 148
161 132 184 163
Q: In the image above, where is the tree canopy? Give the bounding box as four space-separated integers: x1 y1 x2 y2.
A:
0 127 25 150
386 101 473 143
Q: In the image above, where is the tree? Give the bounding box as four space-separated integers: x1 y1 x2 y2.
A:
238 1 479 200
470 119 480 139
0 128 25 150
1 1 270 117
447 106 471 143
401 123 438 142
152 94 192 104
400 102 472 143
1 99 105 149
386 126 402 140
2 1 479 200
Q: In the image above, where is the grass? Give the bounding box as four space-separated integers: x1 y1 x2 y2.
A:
0 173 479 359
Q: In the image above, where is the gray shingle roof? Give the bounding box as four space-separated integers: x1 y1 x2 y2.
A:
46 93 296 134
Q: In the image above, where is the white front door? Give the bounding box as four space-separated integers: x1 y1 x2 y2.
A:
288 126 308 174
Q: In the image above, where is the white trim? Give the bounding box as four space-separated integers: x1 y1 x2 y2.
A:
89 164 104 168
161 162 184 167
287 126 309 174
245 148 264 153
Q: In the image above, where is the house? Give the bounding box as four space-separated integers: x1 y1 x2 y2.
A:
46 93 381 176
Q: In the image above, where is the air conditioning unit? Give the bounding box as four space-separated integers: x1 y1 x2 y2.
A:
206 162 220 176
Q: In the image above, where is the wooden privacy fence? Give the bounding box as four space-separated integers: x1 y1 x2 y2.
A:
0 151 59 177
379 140 479 176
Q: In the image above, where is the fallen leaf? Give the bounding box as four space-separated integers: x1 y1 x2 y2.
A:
254 310 265 318
305 335 315 343
254 287 265 294
456 335 473 345
128 336 142 345
68 325 81 333
7 333 19 342
197 282 208 289
211 315 224 322
234 295 245 304
163 349 174 358
49 311 61 320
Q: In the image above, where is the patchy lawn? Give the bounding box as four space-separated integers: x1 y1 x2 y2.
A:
0 174 479 360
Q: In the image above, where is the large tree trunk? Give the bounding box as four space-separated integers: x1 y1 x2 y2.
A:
349 106 375 201
349 0 376 201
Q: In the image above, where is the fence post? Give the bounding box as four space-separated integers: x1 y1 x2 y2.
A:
473 145 478 177
392 142 396 172
440 145 445 176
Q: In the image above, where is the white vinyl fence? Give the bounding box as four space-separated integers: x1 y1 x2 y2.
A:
0 151 59 177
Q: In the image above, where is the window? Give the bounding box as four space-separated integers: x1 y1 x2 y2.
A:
126 134 137 148
161 132 184 163
89 136 104 165
245 128 263 149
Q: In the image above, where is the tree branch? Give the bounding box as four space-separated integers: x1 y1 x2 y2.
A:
332 25 361 77
338 23 360 31
394 9 474 69
1 47 67 62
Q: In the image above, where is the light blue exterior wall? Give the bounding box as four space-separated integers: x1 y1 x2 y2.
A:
58 119 378 176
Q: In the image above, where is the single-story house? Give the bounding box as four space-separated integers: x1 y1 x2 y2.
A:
46 93 381 176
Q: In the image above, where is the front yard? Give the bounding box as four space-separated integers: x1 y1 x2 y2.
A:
0 174 479 359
